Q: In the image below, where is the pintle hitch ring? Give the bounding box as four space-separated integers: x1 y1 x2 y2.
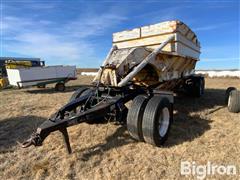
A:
19 133 42 148
19 128 72 154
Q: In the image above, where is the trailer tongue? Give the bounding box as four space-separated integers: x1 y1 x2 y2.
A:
21 20 204 153
21 85 147 153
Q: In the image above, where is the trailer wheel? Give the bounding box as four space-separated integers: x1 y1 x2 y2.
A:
142 96 173 146
55 82 65 92
69 87 89 102
127 95 149 141
228 90 240 113
69 87 93 115
192 77 204 97
185 77 204 97
225 87 237 104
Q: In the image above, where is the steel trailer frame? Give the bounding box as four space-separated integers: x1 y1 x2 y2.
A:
21 84 174 154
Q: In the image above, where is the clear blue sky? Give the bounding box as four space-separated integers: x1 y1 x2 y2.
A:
1 0 239 69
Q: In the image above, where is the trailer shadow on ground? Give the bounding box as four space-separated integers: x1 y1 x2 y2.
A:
0 116 45 153
78 125 135 161
79 115 211 161
165 88 226 146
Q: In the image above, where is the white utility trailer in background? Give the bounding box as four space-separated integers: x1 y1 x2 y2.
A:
7 65 77 91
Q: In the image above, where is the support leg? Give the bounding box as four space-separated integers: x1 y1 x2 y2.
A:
60 128 72 154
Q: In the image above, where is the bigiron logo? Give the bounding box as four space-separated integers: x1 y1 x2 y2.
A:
180 161 238 179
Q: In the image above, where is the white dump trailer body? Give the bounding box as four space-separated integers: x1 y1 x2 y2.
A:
94 20 200 89
7 66 76 87
113 20 200 59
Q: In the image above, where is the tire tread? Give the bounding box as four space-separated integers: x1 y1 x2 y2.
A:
127 95 148 141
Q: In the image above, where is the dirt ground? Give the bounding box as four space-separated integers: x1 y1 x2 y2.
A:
0 76 239 180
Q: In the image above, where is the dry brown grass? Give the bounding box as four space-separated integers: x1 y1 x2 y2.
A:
0 76 240 179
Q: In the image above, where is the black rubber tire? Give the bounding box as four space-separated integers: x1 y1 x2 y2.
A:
192 77 204 97
127 95 149 141
228 90 240 113
55 82 65 92
69 87 89 102
185 77 205 97
142 96 173 146
225 87 237 104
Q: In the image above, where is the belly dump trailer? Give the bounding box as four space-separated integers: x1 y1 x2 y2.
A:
21 20 204 153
